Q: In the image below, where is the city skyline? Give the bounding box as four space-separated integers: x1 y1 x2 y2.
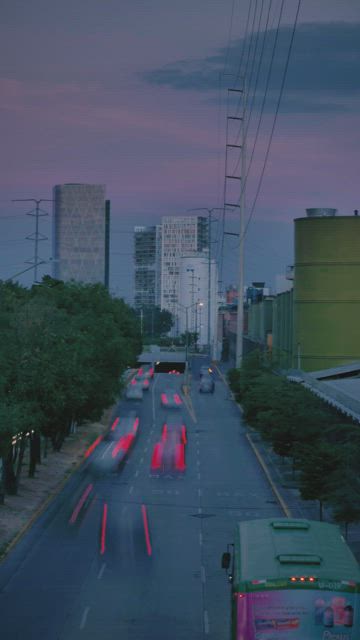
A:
1 1 359 303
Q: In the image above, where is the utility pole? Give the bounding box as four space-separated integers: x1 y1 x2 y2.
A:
235 81 247 369
221 83 246 369
188 207 222 360
13 198 52 283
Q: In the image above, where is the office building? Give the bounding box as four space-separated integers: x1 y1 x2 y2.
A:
178 251 218 353
52 183 106 284
134 225 161 309
160 215 208 321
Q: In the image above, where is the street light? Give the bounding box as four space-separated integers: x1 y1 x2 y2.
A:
187 207 222 357
177 300 204 365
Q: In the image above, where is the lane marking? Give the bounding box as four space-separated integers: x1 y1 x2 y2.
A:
140 457 144 464
135 469 139 478
129 485 134 495
80 606 90 630
198 472 201 481
197 460 200 467
97 563 106 580
201 566 206 584
199 532 203 546
198 507 202 515
144 447 148 452
204 611 210 635
246 433 291 518
198 488 202 497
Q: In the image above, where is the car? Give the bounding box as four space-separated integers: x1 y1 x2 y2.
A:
199 365 214 378
160 389 183 408
199 374 215 393
151 416 186 476
87 413 139 476
125 381 144 400
161 415 187 445
134 373 150 390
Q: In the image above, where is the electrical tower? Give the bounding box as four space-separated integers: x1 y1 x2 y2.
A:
13 198 52 283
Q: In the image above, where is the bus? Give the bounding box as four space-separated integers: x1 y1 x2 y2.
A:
221 518 360 640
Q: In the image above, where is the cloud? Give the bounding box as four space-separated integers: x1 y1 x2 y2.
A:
141 22 360 113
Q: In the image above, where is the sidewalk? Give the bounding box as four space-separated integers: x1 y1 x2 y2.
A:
0 414 111 560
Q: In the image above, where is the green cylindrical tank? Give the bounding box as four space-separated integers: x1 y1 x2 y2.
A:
293 212 360 371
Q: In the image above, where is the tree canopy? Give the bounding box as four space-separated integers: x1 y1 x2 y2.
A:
0 278 142 497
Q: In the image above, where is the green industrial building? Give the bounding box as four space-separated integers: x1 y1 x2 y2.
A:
293 209 360 371
245 209 360 372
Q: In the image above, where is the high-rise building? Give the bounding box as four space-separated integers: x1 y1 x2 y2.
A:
52 183 106 284
134 225 161 309
160 215 208 320
178 251 218 352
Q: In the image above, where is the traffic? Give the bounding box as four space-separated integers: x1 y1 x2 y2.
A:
0 357 358 640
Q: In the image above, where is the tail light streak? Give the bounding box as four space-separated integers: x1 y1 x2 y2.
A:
84 435 103 459
69 483 93 524
100 503 108 555
141 505 152 556
111 417 119 431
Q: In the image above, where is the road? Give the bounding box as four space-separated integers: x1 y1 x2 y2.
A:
0 357 283 639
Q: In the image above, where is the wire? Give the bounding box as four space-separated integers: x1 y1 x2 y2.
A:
239 0 302 245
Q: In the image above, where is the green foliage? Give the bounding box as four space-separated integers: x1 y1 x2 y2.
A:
227 346 360 528
137 305 174 337
0 279 142 494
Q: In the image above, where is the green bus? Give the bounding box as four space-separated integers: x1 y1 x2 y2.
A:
221 518 360 640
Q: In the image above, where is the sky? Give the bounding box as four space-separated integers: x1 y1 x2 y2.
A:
1 0 359 303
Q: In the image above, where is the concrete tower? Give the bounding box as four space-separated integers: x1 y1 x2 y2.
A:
53 183 106 284
293 209 360 371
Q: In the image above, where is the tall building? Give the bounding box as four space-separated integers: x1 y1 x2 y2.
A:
52 183 106 284
178 251 218 352
160 215 208 320
134 225 161 309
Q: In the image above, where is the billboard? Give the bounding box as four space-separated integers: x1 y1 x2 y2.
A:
236 589 358 640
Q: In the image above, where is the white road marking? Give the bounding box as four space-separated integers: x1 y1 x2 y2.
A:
204 610 210 634
199 532 203 546
135 470 139 477
101 443 112 459
80 606 90 629
97 563 106 580
198 488 202 497
129 485 134 495
201 566 206 584
140 457 144 464
198 507 202 515
198 472 201 480
197 460 200 467
144 447 148 452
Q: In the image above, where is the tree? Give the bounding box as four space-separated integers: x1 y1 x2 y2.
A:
298 442 342 521
138 306 174 338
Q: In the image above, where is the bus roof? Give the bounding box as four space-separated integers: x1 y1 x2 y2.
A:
234 518 360 586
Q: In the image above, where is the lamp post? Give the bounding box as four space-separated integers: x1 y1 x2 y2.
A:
177 300 204 367
187 207 222 358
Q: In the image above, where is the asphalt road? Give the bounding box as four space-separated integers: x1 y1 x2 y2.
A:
0 357 283 639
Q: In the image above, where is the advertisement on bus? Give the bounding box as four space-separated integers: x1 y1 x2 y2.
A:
236 589 359 640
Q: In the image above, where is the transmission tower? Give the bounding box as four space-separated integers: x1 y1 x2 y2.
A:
13 198 52 283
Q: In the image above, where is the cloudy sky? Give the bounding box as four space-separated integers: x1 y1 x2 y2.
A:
1 0 359 301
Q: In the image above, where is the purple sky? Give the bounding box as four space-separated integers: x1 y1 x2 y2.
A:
1 0 359 302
